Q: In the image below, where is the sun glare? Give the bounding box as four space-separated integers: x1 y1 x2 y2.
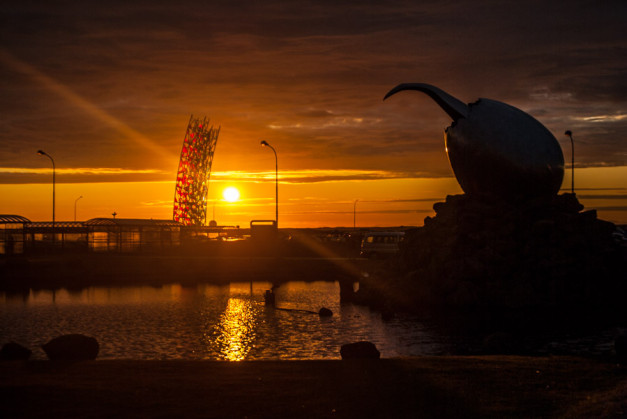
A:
223 187 240 202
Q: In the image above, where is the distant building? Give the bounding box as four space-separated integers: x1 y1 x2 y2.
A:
0 215 29 255
0 215 242 255
84 218 182 252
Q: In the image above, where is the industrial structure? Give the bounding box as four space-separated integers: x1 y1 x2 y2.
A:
0 214 243 255
173 115 220 226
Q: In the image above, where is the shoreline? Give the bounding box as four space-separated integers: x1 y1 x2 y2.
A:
0 253 376 291
2 356 626 418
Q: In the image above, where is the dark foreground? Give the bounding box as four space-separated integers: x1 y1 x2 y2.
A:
2 357 626 418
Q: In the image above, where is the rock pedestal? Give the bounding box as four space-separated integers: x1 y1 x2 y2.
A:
358 193 626 327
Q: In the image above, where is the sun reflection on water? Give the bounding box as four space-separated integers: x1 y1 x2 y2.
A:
214 298 258 361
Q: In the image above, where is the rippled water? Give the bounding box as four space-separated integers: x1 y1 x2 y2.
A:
0 281 448 360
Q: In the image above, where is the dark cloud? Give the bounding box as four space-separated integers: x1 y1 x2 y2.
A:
287 208 433 215
593 206 627 211
1 0 626 179
0 171 169 185
362 198 443 203
578 194 627 200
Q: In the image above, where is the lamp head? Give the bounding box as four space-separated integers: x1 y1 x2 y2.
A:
37 150 46 156
260 140 269 147
564 130 572 137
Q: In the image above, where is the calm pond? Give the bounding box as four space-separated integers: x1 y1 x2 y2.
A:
1 281 450 360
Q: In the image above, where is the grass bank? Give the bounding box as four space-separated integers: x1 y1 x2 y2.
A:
1 356 626 418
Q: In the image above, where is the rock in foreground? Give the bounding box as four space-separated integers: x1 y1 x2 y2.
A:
42 334 99 361
1 342 32 360
340 341 380 359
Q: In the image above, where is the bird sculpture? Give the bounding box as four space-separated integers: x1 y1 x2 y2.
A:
384 83 564 201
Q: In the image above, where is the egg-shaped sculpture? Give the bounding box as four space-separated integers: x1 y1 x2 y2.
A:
384 83 564 201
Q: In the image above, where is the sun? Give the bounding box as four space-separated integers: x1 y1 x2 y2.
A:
222 187 240 202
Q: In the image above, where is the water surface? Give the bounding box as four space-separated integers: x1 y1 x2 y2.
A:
1 281 446 360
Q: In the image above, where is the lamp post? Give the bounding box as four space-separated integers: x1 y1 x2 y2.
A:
260 140 278 227
74 195 83 221
37 150 55 243
353 199 359 230
564 130 575 194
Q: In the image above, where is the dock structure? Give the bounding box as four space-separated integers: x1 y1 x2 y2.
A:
0 215 242 255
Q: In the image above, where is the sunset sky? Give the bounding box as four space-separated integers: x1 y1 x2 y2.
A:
1 0 626 227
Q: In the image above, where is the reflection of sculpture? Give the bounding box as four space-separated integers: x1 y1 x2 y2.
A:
384 83 564 200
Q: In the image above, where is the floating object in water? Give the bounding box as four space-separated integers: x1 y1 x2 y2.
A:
384 83 564 200
264 289 275 306
318 307 333 317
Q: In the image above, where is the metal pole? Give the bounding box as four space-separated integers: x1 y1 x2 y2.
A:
353 199 359 230
274 147 278 226
37 150 55 244
74 195 83 221
564 131 575 194
261 141 278 227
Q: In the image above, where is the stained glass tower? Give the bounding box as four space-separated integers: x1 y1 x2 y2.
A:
173 115 220 226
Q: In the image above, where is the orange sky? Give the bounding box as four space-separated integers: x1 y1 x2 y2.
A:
1 166 626 227
1 1 626 227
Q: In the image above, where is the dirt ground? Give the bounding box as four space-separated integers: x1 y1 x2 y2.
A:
1 356 626 418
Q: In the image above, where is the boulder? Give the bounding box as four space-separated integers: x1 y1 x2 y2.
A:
1 342 32 360
340 341 380 359
41 334 99 361
318 307 333 317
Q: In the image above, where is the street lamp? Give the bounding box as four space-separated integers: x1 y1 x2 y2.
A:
260 140 278 227
564 130 575 194
37 150 55 243
353 199 359 230
74 195 83 221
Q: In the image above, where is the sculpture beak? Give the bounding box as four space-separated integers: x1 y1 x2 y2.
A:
384 83 469 121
